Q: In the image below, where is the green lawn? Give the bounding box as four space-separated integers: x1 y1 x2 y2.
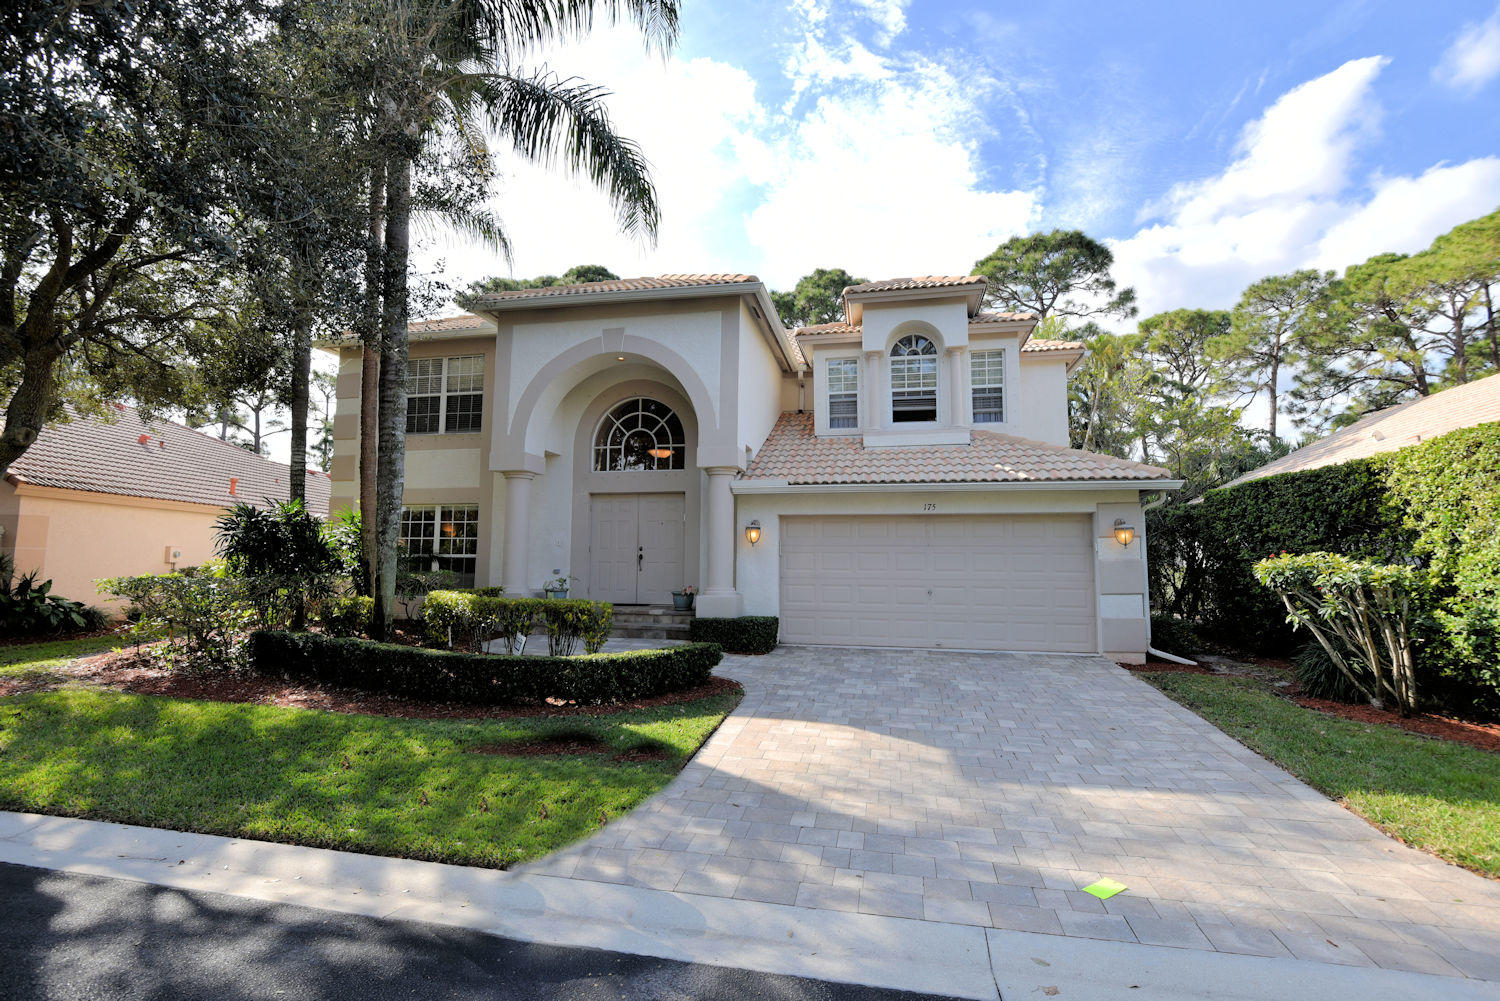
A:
0 682 739 869
0 633 130 678
1143 671 1500 878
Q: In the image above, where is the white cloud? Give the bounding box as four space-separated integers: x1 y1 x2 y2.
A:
1433 6 1500 93
417 4 1038 295
850 0 910 42
1108 56 1500 322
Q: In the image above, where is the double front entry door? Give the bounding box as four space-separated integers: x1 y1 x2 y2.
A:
588 493 685 605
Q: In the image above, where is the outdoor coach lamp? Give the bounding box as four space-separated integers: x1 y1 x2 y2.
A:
744 520 762 546
1113 518 1136 547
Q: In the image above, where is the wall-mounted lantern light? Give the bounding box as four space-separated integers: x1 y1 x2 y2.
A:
745 520 762 546
1113 518 1136 547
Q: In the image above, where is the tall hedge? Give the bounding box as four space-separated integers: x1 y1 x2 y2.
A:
1148 421 1500 715
1148 459 1410 652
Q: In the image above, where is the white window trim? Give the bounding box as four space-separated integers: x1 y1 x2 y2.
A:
970 348 1005 424
888 334 940 425
825 357 859 431
399 504 480 584
406 355 484 435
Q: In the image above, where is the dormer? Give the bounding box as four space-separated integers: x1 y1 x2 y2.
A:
796 276 1079 448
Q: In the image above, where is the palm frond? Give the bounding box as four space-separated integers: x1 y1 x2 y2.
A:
483 70 660 242
483 0 680 56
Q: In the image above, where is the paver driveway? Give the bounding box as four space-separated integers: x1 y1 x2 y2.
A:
527 647 1500 981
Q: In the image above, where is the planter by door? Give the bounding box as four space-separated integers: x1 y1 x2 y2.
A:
545 589 569 599
672 591 695 611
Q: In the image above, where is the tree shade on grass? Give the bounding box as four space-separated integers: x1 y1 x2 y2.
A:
1141 671 1500 878
0 686 739 869
0 634 128 678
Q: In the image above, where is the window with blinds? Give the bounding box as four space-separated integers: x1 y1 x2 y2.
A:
890 334 938 423
826 358 859 429
405 356 483 434
971 350 1005 423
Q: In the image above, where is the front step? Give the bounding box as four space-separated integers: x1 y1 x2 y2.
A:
610 604 694 640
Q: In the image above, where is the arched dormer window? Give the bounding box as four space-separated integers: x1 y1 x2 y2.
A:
593 397 685 471
890 334 938 423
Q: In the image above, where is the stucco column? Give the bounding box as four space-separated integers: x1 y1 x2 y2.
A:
864 350 884 430
697 465 743 618
500 471 535 595
948 345 968 425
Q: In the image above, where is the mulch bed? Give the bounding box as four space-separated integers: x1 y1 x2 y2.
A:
1120 659 1215 674
54 648 741 720
1294 695 1500 755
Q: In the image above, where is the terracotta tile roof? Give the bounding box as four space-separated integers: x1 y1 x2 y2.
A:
793 322 1077 355
472 274 759 305
410 314 492 333
741 412 1170 484
6 405 332 516
971 310 1039 323
1021 338 1085 353
843 276 988 295
1221 373 1500 489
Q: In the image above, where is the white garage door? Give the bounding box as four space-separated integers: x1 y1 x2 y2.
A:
779 515 1097 652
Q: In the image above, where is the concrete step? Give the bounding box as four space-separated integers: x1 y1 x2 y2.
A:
611 622 692 640
609 604 694 640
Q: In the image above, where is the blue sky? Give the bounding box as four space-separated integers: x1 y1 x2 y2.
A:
418 0 1500 322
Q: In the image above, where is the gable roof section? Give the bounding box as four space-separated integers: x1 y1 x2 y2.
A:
1221 373 1500 489
741 412 1169 485
6 405 332 516
471 274 759 306
843 276 989 294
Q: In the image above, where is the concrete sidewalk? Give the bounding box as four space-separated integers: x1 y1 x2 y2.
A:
2 811 1495 1001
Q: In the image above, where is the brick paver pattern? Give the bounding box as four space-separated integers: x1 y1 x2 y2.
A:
523 648 1500 981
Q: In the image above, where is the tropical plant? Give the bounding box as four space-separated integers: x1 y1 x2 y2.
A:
1253 552 1427 716
215 500 342 628
0 571 89 636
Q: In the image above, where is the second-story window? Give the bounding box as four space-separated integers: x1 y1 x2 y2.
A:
890 334 938 423
971 350 1005 423
827 358 859 429
406 355 484 434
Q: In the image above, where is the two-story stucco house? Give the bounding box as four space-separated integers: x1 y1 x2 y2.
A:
327 274 1179 661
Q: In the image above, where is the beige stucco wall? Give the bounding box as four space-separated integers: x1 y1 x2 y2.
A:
0 482 224 609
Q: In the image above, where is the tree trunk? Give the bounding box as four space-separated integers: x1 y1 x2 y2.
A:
1267 353 1279 439
359 164 385 597
372 152 411 639
1484 284 1499 370
288 307 313 504
0 347 63 476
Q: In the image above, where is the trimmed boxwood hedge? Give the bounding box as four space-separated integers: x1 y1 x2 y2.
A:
688 616 778 655
248 630 722 705
422 591 612 656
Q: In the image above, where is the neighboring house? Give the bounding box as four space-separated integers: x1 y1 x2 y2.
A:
0 404 331 607
1220 373 1500 490
326 274 1178 661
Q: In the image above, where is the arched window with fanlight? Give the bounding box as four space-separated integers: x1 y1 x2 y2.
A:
593 397 686 471
889 334 938 422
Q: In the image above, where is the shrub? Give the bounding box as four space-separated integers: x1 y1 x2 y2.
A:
688 616 778 654
318 594 374 637
1254 552 1427 715
248 630 722 705
1148 614 1199 657
1148 459 1408 652
216 500 342 628
0 570 91 636
99 572 254 669
1293 641 1366 704
422 591 613 655
1382 424 1500 717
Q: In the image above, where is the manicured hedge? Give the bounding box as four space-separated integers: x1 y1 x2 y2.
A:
422 591 612 656
1147 458 1409 652
247 630 722 705
688 616 778 654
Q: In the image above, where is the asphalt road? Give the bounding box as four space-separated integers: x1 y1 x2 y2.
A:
0 862 975 1001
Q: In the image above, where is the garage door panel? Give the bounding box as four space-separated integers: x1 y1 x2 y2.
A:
780 514 1095 653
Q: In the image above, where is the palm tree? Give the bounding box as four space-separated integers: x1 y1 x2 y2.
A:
362 0 679 636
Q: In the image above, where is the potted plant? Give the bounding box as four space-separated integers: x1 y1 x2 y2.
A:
671 584 697 611
543 574 575 599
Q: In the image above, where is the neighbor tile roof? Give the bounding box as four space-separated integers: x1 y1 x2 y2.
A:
843 276 989 294
1220 373 1500 489
410 314 493 333
6 405 332 515
742 412 1170 484
473 274 759 304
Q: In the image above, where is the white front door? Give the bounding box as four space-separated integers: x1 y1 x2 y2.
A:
589 493 685 604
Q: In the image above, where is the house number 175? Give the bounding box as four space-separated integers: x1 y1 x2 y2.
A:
922 503 937 511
